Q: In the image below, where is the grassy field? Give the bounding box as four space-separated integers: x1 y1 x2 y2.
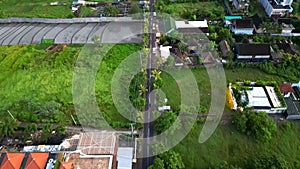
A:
159 66 300 168
173 123 300 168
156 1 225 20
0 0 74 18
0 44 141 127
161 67 287 112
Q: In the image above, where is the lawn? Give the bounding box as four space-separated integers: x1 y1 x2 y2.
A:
0 44 141 127
0 0 74 18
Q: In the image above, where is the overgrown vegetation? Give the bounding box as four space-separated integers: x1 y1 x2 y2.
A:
232 110 277 142
0 44 141 129
0 0 74 18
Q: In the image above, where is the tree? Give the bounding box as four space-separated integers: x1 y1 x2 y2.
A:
104 6 120 17
155 111 181 134
232 111 277 141
0 117 17 138
149 158 165 169
128 4 142 14
250 154 292 169
160 150 185 169
55 124 66 135
212 161 242 169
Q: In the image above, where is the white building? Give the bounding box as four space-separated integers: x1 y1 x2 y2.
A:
245 86 286 114
259 0 293 17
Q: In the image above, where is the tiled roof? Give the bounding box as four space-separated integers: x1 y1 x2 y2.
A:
24 153 49 169
279 83 294 93
59 161 73 169
0 153 25 169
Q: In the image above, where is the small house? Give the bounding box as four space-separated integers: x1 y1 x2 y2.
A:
230 19 254 35
235 43 271 61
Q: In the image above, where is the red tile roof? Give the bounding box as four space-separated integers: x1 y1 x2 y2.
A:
0 153 25 169
59 161 73 169
24 153 49 169
279 83 294 93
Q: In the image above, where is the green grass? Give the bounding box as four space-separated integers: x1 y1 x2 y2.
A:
160 67 299 168
173 123 300 168
0 0 74 18
0 44 141 127
157 1 225 20
161 67 287 113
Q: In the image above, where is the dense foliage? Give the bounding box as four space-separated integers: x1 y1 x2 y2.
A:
232 111 277 141
149 150 185 169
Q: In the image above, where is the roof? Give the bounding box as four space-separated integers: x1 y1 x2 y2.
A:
277 41 296 55
265 86 282 107
67 153 112 169
177 28 203 34
24 153 49 169
219 40 231 57
59 161 73 169
234 19 253 29
237 44 270 55
246 87 272 108
77 132 118 155
117 147 133 169
279 83 294 93
0 153 25 169
175 20 208 29
160 46 172 60
224 16 242 20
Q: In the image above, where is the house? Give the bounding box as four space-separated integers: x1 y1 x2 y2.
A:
235 43 271 61
277 40 297 55
60 132 119 169
230 19 254 35
59 162 73 169
278 18 295 34
232 0 250 9
24 153 49 169
175 20 209 35
160 45 172 62
259 0 293 17
230 83 287 114
285 81 300 119
252 14 264 34
279 83 294 97
224 16 242 27
0 153 25 169
0 152 53 169
219 40 231 58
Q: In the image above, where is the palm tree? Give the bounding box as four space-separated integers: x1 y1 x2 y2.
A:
139 84 147 96
151 69 162 80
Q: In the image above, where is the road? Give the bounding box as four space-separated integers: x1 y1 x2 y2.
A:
142 0 156 168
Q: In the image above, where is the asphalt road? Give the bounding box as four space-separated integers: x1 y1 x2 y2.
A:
142 0 156 167
0 21 143 45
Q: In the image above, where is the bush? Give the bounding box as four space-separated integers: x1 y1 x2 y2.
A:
232 111 277 142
